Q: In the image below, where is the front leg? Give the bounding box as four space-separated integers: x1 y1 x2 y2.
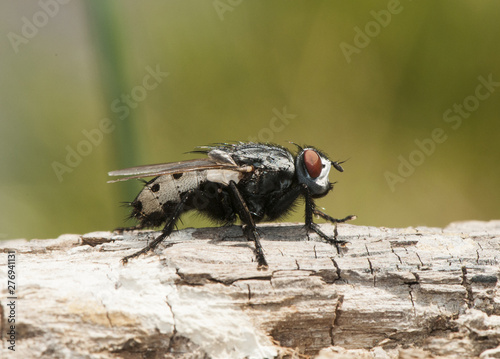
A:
313 209 356 224
303 185 355 253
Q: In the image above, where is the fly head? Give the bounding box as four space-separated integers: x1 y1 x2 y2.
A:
295 147 341 198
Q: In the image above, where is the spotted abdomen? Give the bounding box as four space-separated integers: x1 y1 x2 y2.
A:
130 169 243 228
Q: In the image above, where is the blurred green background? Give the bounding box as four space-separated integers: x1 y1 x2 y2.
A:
1 1 499 241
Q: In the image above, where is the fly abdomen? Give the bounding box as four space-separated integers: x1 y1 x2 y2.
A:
130 169 244 228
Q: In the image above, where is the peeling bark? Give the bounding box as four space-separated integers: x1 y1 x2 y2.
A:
1 220 500 358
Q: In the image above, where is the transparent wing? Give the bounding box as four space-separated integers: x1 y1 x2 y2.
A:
108 158 251 183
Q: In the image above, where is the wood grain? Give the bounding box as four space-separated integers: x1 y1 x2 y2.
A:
1 221 499 358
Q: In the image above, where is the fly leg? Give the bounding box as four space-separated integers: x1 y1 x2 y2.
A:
114 223 146 234
313 210 356 225
304 186 355 253
121 190 193 264
228 181 268 269
312 210 356 245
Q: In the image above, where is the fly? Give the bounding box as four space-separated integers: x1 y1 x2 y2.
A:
108 142 356 269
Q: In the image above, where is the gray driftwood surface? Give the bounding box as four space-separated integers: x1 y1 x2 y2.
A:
1 220 500 359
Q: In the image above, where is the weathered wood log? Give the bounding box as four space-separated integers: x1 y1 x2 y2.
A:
1 221 500 358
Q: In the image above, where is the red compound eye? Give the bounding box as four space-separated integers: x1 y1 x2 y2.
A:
304 150 322 178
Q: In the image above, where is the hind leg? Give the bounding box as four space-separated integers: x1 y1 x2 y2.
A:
121 190 193 264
